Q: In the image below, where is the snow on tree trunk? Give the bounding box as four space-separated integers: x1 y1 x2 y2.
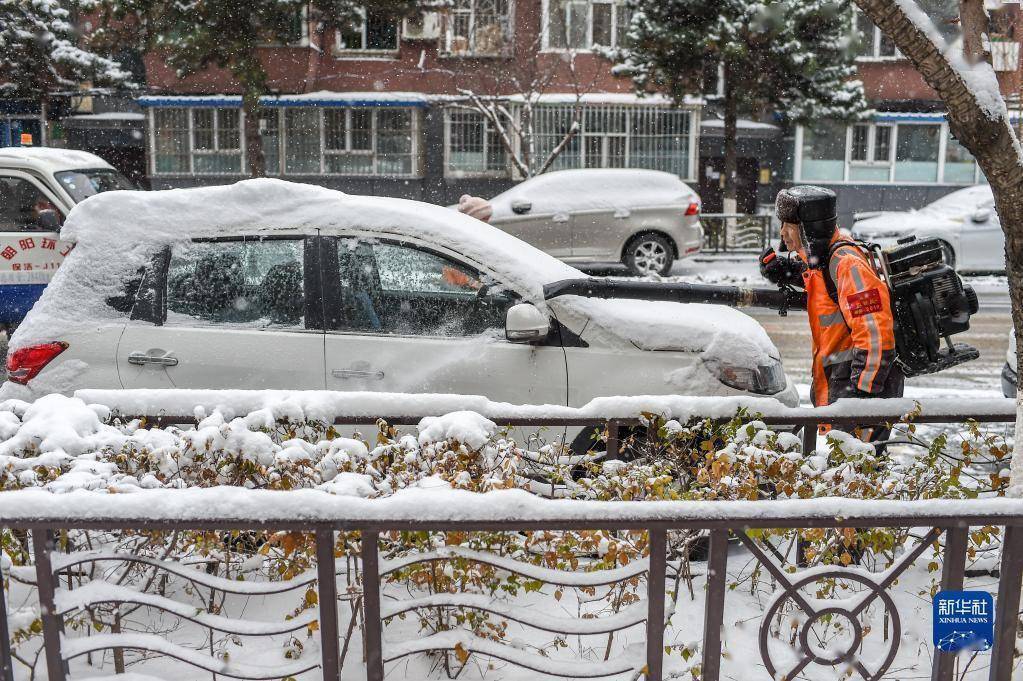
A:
853 0 1023 494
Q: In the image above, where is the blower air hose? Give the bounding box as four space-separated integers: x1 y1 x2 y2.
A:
542 278 809 312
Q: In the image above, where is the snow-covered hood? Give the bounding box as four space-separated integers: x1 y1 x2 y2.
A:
554 297 780 367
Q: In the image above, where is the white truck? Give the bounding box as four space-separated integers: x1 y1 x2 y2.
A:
0 147 135 329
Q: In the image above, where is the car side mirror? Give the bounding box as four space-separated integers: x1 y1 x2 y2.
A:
505 303 549 342
971 208 991 224
37 209 61 231
511 199 532 215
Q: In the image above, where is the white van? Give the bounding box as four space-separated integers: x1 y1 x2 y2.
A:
0 147 135 328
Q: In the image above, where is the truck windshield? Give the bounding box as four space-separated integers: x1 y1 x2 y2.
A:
54 169 136 203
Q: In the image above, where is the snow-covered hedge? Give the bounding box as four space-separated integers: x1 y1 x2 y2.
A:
0 394 1011 680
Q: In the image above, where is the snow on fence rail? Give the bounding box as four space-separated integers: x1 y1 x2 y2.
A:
1 390 1019 681
71 388 1019 458
5 492 1023 681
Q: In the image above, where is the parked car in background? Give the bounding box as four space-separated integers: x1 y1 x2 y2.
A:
486 169 703 277
851 185 1004 273
4 179 796 450
1005 331 1017 398
0 147 136 328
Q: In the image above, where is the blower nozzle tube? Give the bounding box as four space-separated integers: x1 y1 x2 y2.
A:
542 278 808 312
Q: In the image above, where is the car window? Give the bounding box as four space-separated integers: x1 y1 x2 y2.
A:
0 177 63 232
166 238 305 329
55 169 135 203
335 238 516 336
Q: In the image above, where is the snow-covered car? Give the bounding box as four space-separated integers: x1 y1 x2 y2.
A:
0 147 136 327
3 179 796 447
486 169 703 277
851 185 1004 273
1005 331 1017 398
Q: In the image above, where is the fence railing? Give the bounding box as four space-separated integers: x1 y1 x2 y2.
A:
700 213 775 254
1 395 1018 681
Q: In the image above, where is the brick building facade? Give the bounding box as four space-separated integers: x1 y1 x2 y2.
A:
43 1 1023 225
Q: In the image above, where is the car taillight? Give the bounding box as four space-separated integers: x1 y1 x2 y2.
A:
6 342 68 385
684 201 700 216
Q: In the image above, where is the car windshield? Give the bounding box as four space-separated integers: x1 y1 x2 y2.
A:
54 168 136 203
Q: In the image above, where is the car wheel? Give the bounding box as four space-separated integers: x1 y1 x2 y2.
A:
938 241 957 269
624 234 674 277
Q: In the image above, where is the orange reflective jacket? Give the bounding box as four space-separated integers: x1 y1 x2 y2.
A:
800 237 901 407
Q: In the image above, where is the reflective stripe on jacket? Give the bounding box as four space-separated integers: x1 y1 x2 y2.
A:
801 238 900 407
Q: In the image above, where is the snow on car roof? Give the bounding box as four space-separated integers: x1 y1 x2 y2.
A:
489 168 697 216
14 179 582 344
14 179 779 373
0 147 114 173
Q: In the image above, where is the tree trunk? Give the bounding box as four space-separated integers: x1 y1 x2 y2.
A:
853 0 1023 494
959 0 990 65
242 92 267 178
722 63 738 218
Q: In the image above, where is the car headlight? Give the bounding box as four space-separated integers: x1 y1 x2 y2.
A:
704 358 787 395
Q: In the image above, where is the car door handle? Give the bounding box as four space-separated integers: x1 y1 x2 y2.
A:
128 351 179 367
552 213 570 223
332 369 385 380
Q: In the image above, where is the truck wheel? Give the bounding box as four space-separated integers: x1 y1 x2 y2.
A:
624 233 674 277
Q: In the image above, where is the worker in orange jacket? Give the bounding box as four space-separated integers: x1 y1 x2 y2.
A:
760 186 904 443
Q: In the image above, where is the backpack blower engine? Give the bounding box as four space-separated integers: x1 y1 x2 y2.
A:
862 235 979 377
543 237 979 379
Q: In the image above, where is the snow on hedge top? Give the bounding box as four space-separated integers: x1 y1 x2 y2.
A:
14 179 581 344
489 169 697 218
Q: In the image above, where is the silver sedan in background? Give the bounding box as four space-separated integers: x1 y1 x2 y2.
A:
485 168 703 277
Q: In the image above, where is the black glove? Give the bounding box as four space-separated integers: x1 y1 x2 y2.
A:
759 246 806 287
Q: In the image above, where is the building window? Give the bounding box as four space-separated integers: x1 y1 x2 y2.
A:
259 110 281 175
797 120 979 185
152 109 190 174
337 7 399 52
149 106 420 178
446 110 509 176
944 135 977 183
800 121 846 182
545 0 631 50
324 109 374 174
285 108 322 174
150 107 241 176
849 123 892 182
191 108 242 174
445 0 511 55
894 123 941 182
532 104 693 178
274 107 418 176
855 10 898 58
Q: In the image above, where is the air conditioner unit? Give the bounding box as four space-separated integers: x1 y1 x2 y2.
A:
403 12 441 41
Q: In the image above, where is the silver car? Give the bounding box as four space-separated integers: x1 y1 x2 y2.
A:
487 168 703 277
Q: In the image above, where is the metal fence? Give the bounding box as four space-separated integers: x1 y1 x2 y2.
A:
701 213 775 254
1 400 1018 681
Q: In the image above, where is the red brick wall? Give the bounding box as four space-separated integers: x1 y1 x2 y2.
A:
142 2 1022 104
144 0 632 96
